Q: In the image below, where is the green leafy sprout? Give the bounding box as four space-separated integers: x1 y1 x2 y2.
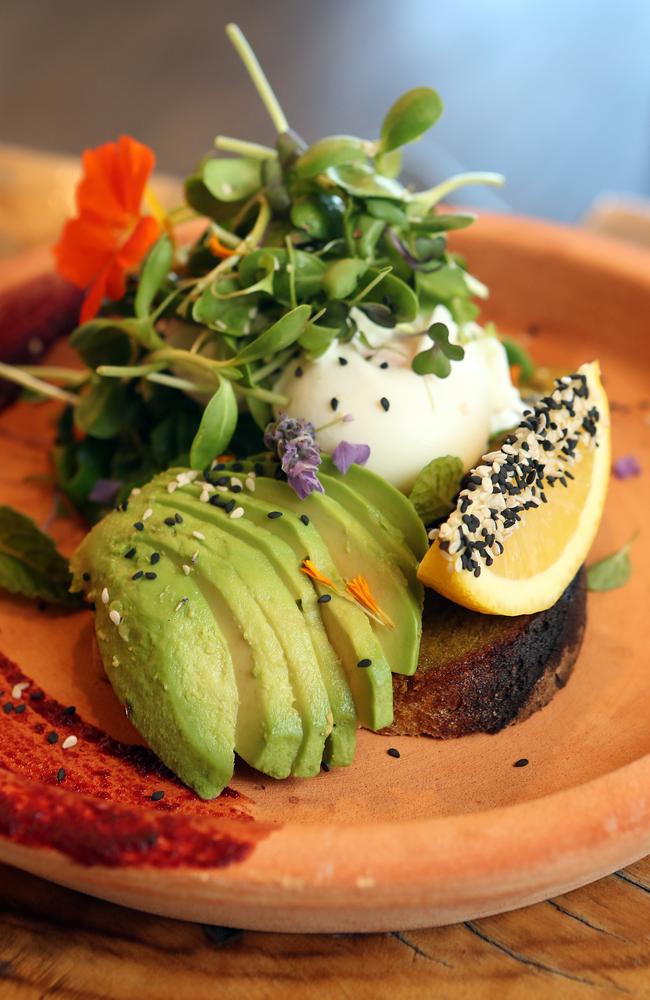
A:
0 23 505 519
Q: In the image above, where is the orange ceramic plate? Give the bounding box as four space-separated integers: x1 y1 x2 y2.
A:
0 215 648 932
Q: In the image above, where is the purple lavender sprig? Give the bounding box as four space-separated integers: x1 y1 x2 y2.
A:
264 414 324 500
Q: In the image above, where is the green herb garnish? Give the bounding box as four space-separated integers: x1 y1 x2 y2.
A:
0 506 81 607
587 535 637 592
408 455 464 523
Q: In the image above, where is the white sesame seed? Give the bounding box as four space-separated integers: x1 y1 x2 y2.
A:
230 477 243 488
200 491 210 503
191 551 199 564
175 598 189 612
230 506 245 519
216 485 228 493
101 588 110 605
11 682 29 700
62 735 78 750
142 507 153 521
109 609 122 626
131 487 142 496
192 530 205 540
245 477 256 492
182 564 192 576
167 481 178 493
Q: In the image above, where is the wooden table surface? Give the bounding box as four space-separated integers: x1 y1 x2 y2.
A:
0 145 649 999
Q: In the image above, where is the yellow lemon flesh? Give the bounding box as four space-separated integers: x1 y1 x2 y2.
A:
417 362 611 616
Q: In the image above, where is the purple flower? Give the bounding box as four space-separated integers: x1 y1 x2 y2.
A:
613 455 641 480
264 414 324 499
331 441 371 475
88 478 123 504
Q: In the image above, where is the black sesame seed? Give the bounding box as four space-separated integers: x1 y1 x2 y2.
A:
321 761 331 772
330 397 339 412
30 690 44 702
380 361 389 369
380 396 390 412
232 462 244 472
209 495 224 507
174 513 183 524
267 510 283 519
47 731 58 745
164 516 176 526
150 552 160 565
14 704 25 715
132 570 144 581
56 767 66 782
3 703 12 714
338 357 348 366
151 790 165 801
133 521 144 532
214 462 225 470
387 747 401 759
513 758 529 768
82 572 91 581
357 658 372 668
224 500 236 514
300 514 310 526
216 476 229 486
317 594 332 604
231 485 242 493
295 366 303 377
124 547 136 559
63 705 76 716
145 571 157 580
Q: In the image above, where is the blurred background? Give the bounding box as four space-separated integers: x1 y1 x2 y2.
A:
1 0 649 253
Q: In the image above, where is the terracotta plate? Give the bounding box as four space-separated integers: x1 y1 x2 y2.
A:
0 214 648 933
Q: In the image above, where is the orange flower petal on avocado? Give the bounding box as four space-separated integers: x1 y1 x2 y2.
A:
53 135 162 323
300 559 336 589
346 576 395 628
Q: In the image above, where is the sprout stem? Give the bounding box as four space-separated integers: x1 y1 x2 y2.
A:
214 135 277 159
209 221 240 249
231 381 289 406
146 372 213 392
97 362 165 378
413 172 505 211
17 366 89 385
225 24 289 134
0 362 79 405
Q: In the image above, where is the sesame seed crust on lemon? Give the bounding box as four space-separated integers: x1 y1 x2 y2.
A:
418 362 611 616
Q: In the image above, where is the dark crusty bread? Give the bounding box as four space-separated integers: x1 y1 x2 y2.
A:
385 569 586 738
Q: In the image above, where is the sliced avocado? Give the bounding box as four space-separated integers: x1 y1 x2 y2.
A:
163 490 357 767
319 458 429 560
73 484 305 786
192 475 394 730
153 493 332 777
250 478 422 677
71 531 238 800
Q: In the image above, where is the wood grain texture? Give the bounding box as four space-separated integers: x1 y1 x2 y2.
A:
0 859 649 998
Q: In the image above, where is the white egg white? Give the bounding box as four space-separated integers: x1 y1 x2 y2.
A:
273 307 525 493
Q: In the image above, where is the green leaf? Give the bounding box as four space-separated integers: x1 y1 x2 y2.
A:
239 248 326 305
322 258 368 299
192 279 256 336
358 269 418 323
412 322 464 377
189 377 238 469
365 199 408 226
0 506 81 607
410 213 476 233
587 536 636 592
375 149 402 178
232 305 311 365
502 337 536 383
379 87 444 153
408 455 463 523
69 320 132 369
185 172 249 223
290 192 345 239
135 234 173 319
293 136 368 178
328 162 407 200
246 393 272 431
75 379 127 439
299 322 339 357
202 157 263 202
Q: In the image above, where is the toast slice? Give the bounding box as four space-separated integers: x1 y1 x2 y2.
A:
386 569 586 738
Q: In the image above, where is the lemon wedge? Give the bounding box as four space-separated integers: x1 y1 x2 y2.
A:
418 362 611 615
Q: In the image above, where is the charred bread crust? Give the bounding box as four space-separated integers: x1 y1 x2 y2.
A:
386 568 586 738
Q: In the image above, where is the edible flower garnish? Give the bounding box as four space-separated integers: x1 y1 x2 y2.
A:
207 234 237 259
612 455 641 480
54 135 162 322
331 441 371 475
264 414 324 499
346 576 395 628
300 559 335 589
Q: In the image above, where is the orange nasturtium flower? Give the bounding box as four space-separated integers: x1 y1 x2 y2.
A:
54 135 162 323
208 234 237 259
346 576 395 629
300 559 336 590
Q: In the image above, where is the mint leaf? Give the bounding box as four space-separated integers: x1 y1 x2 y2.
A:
587 535 636 592
0 506 81 607
409 455 464 523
